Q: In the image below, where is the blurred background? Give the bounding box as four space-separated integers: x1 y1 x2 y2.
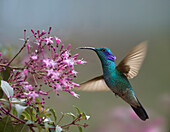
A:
0 0 170 131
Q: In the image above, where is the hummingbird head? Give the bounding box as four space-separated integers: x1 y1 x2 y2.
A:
78 47 116 62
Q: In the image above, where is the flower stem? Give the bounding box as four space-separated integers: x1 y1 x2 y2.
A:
30 126 35 132
0 64 24 70
0 107 26 124
56 113 65 125
7 39 28 66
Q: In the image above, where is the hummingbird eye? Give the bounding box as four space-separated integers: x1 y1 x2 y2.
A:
101 48 106 52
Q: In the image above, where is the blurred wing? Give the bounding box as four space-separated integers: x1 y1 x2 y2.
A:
76 75 110 91
116 41 147 79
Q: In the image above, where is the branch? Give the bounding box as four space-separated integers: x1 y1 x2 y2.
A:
7 39 28 66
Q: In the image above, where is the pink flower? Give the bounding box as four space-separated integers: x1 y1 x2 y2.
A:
69 91 80 98
44 37 53 45
54 83 63 91
50 60 56 68
23 69 28 76
47 69 54 76
31 55 38 60
43 59 56 68
54 36 61 44
51 70 60 79
76 59 87 64
10 28 86 107
63 58 75 67
43 59 51 67
23 84 33 92
30 91 39 100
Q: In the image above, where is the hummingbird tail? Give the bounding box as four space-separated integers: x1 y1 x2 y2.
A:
131 99 149 121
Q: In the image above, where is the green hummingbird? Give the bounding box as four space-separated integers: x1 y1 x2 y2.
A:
78 41 149 121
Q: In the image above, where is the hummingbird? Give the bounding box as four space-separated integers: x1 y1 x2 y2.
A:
77 41 149 121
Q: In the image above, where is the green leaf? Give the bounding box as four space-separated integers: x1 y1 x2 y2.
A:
15 104 28 117
20 115 25 120
73 105 81 114
14 123 29 132
26 120 34 124
44 123 55 132
11 98 27 105
49 129 55 132
44 123 50 132
0 75 3 81
12 109 17 116
82 112 90 120
21 110 30 120
1 80 13 98
0 116 14 132
20 107 33 120
10 98 27 117
43 117 53 123
77 126 83 132
49 108 57 123
0 89 3 98
81 112 86 119
33 123 42 132
0 76 4 98
35 98 41 103
55 125 62 132
66 112 76 120
1 67 10 81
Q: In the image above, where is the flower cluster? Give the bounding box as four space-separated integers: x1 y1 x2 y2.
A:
0 27 90 132
3 27 86 106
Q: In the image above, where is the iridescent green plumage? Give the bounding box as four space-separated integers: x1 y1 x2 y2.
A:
78 41 149 121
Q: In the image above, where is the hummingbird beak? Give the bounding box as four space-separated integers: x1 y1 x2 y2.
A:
78 47 96 51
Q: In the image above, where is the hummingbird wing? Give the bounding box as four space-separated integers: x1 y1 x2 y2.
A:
116 41 147 79
76 75 110 91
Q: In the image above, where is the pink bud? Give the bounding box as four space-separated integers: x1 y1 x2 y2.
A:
69 91 80 98
48 27 52 34
24 29 26 39
72 54 79 58
71 82 80 87
40 30 46 37
60 44 64 51
76 60 82 64
39 91 48 95
55 36 61 45
37 30 40 36
27 44 30 54
66 44 71 50
83 123 88 128
31 29 36 36
76 60 86 64
23 69 28 76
